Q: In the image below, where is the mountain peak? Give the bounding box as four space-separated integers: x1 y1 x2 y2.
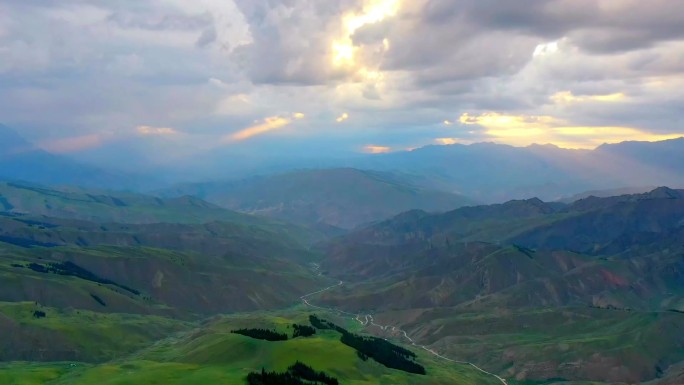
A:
644 186 684 200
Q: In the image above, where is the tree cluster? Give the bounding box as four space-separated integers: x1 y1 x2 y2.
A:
309 315 346 334
232 328 288 341
246 362 338 385
308 315 426 375
90 293 106 307
33 310 46 318
292 324 316 338
339 332 425 375
26 261 140 295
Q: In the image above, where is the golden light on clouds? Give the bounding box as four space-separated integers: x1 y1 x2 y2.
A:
226 113 305 142
332 0 400 66
435 138 459 145
551 91 626 104
443 120 453 126
333 43 355 65
459 112 557 128
363 145 391 154
359 68 383 80
459 111 684 149
137 125 177 135
336 112 350 123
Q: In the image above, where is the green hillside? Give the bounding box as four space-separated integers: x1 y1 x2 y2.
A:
363 307 684 384
0 311 502 385
0 216 327 321
0 181 248 224
0 181 323 245
0 302 190 362
2 186 684 385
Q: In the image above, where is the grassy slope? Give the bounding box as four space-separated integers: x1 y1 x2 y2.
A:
0 311 502 385
369 307 684 384
0 243 326 317
0 181 323 246
0 181 250 224
0 302 191 362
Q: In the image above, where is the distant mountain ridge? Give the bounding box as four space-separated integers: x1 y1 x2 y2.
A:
4 123 684 203
558 186 658 203
0 124 150 189
160 168 476 229
347 138 684 202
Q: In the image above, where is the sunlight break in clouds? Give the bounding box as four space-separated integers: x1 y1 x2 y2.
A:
336 113 350 123
459 112 684 149
332 0 400 66
532 40 560 57
226 113 305 142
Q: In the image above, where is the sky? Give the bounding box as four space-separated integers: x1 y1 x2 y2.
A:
1 0 684 163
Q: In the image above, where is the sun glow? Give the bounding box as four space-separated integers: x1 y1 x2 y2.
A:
336 112 350 123
332 0 400 66
458 112 684 149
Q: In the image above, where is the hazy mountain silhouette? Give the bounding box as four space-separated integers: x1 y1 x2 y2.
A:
161 168 476 229
348 139 684 202
0 124 146 189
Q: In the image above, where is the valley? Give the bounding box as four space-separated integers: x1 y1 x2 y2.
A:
1 173 684 384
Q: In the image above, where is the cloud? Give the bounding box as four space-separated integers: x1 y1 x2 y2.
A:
332 0 399 66
336 112 350 122
363 145 391 153
1 0 684 163
225 112 304 142
435 137 459 145
195 24 218 48
458 111 684 149
551 91 626 104
137 125 178 136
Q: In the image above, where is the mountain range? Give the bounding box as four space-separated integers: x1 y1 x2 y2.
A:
160 168 475 230
3 124 684 204
313 187 684 383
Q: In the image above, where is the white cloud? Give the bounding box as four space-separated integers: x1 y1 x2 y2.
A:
137 125 178 135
